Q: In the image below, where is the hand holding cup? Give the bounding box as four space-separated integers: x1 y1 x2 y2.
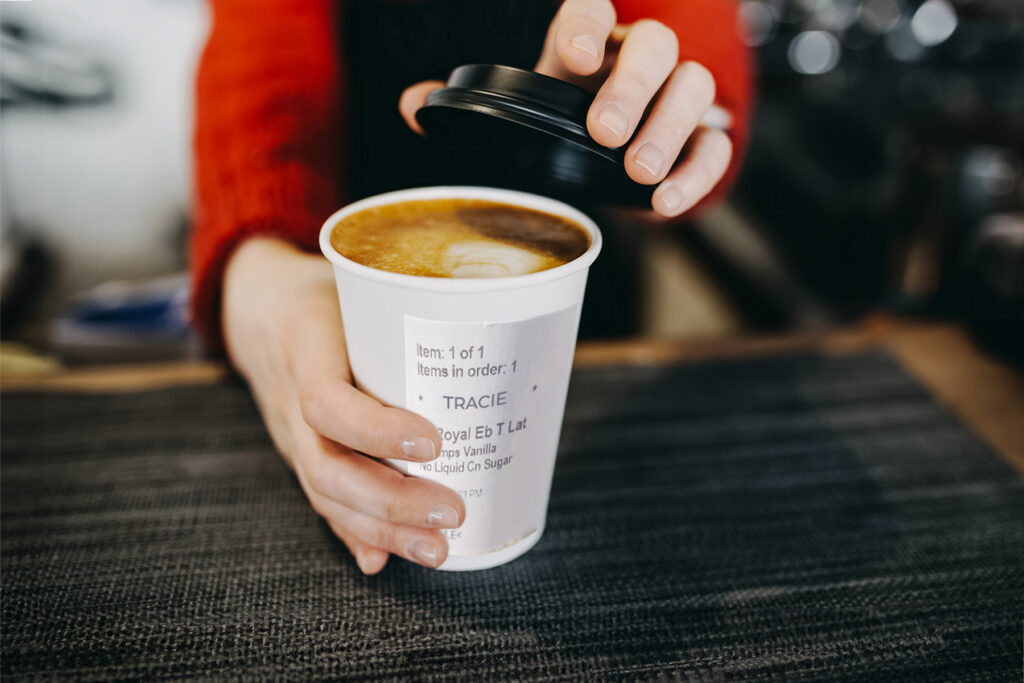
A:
222 237 466 574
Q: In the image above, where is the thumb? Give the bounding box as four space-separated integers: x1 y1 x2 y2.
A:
399 80 446 136
536 0 616 78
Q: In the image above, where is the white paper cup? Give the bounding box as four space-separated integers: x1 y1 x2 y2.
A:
319 186 602 570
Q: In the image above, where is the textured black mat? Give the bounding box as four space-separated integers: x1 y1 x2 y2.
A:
3 351 1023 681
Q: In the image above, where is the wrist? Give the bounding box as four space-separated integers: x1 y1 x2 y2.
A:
222 236 334 367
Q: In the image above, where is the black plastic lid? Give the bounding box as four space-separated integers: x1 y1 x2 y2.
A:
416 64 652 207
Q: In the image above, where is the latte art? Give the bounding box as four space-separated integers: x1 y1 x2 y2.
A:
442 242 542 278
329 198 590 278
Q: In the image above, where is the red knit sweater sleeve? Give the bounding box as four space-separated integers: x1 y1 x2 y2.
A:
189 0 751 349
190 0 343 349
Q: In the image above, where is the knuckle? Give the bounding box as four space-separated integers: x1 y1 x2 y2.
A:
304 460 333 499
357 410 392 457
678 61 716 104
298 382 328 429
326 519 345 541
694 143 731 185
616 66 658 98
696 156 716 184
307 490 332 518
374 522 398 552
382 483 405 523
366 408 392 438
659 108 694 142
570 0 616 26
706 128 733 160
634 19 679 60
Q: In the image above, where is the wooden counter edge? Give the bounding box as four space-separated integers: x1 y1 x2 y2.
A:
572 326 885 366
0 327 882 393
3 323 1021 472
1 361 229 393
883 325 1024 473
577 323 1024 472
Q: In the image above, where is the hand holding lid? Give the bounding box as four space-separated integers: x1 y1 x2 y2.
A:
399 0 731 217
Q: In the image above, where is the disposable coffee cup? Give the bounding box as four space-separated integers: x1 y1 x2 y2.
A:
319 186 602 570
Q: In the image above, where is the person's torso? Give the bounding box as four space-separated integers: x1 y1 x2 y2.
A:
343 0 556 199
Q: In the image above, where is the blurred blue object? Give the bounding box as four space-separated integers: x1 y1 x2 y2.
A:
51 274 200 364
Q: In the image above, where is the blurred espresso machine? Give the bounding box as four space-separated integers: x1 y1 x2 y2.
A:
732 0 1023 359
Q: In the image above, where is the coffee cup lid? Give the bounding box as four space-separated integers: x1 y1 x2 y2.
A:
416 64 653 207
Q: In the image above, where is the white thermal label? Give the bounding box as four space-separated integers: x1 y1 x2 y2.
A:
404 306 579 556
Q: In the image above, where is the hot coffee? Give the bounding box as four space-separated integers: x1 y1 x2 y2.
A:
329 198 591 278
321 187 602 570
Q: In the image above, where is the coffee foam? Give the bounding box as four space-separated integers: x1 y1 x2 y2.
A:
442 242 543 278
329 199 589 278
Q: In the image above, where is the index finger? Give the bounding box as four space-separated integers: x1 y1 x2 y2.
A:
287 293 443 463
552 0 617 76
300 373 443 463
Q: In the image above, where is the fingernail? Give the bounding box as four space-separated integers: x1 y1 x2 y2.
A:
426 504 459 528
634 142 666 178
598 102 629 140
658 184 684 214
400 437 436 461
408 540 442 567
570 33 599 59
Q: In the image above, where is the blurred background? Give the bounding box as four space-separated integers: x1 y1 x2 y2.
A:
1 0 1021 370
1 0 207 366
